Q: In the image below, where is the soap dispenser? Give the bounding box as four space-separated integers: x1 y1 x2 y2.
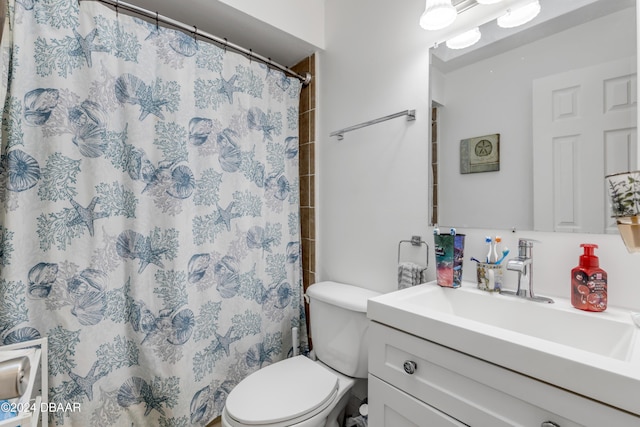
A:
571 244 607 312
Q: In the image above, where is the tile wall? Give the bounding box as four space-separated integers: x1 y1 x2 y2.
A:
292 55 316 294
431 107 438 225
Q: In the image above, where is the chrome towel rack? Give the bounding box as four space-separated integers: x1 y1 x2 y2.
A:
330 109 416 140
398 235 429 267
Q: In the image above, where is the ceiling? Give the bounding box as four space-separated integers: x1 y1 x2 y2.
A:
97 0 635 73
104 0 318 67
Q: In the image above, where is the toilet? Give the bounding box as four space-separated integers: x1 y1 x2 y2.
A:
221 281 381 427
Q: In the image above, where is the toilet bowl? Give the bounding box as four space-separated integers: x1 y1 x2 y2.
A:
221 281 380 427
221 355 354 427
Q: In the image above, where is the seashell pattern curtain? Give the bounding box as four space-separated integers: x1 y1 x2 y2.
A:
0 0 308 425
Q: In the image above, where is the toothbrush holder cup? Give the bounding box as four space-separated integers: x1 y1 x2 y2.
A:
434 233 465 288
476 262 503 292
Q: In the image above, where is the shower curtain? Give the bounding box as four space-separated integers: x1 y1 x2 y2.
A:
0 0 308 425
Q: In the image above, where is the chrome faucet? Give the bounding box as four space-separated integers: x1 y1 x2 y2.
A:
503 238 554 304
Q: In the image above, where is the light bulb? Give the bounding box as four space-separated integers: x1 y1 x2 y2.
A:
446 27 481 50
420 0 457 31
497 1 541 28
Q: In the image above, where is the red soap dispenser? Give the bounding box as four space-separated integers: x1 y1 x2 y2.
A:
571 244 607 312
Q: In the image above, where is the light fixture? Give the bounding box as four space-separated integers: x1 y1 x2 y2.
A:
446 27 481 49
476 0 503 4
497 0 541 28
420 0 457 31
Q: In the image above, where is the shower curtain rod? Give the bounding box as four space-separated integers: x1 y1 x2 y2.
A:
84 0 312 86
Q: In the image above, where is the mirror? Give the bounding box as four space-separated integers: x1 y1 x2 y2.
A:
430 0 637 233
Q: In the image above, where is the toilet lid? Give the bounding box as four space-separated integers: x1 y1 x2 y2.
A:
225 356 338 425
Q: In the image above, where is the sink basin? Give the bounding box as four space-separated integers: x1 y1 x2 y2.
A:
407 284 637 361
367 281 640 416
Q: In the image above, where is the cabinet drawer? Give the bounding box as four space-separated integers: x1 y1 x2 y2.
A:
368 374 467 427
369 321 640 427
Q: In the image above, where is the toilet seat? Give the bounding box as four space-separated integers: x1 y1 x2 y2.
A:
225 356 339 426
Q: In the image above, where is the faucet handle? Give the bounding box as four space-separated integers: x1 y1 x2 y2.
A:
517 238 540 257
517 238 539 246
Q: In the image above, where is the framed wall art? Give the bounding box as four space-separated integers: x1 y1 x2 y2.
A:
460 133 500 174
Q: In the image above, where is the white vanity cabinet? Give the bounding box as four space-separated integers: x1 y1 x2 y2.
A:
368 321 640 427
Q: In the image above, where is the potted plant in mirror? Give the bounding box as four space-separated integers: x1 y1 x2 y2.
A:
606 171 640 253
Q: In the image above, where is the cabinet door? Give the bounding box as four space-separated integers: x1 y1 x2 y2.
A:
368 375 468 427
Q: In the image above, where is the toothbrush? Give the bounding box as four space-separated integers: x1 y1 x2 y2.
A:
492 236 501 263
470 257 483 263
485 236 495 263
495 248 510 265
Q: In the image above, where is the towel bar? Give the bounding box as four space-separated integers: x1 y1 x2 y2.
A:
398 236 429 268
330 109 416 140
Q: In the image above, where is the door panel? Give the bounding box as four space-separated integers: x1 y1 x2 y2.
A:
533 57 637 233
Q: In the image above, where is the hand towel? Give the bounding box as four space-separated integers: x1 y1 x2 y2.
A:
398 262 426 289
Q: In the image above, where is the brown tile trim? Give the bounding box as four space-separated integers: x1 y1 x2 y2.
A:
300 175 311 208
299 142 310 176
299 111 311 145
308 142 315 175
300 85 310 114
431 107 438 225
294 54 316 301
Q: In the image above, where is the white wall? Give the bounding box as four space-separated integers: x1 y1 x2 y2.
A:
453 228 640 311
129 0 321 66
438 9 636 231
318 0 640 311
317 0 431 294
218 0 325 50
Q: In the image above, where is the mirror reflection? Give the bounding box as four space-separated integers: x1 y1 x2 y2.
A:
430 0 637 233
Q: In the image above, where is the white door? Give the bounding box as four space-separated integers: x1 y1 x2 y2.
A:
533 57 637 233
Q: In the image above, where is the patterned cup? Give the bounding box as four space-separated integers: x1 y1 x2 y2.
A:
476 262 503 292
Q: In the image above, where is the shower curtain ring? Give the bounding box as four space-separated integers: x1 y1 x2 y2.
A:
192 26 197 41
155 11 159 30
115 0 119 17
249 49 253 63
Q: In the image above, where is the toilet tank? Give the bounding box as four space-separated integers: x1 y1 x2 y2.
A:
306 281 381 378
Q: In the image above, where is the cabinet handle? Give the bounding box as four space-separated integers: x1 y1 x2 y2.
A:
541 422 560 427
403 360 417 375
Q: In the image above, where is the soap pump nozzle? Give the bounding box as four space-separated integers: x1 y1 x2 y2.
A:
579 243 599 268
